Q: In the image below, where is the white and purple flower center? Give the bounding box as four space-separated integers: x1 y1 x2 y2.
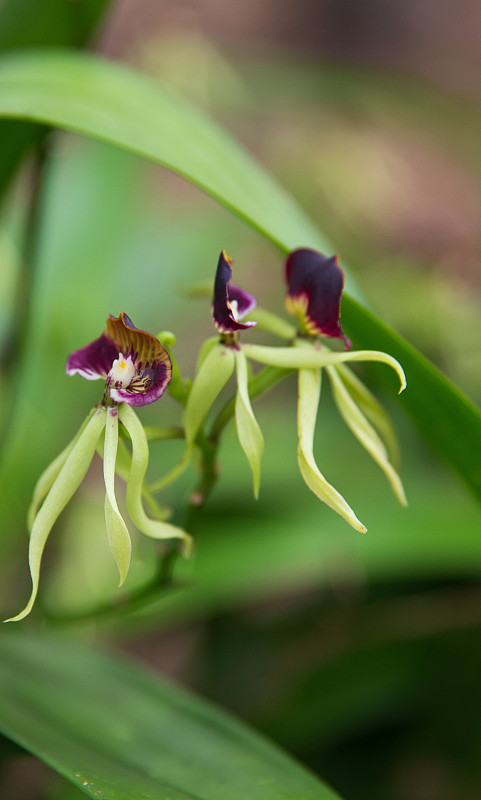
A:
108 353 137 389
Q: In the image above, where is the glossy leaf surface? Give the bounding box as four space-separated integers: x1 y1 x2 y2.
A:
0 630 341 800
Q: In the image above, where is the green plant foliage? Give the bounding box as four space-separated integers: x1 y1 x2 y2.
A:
0 0 112 196
0 49 479 502
0 629 342 800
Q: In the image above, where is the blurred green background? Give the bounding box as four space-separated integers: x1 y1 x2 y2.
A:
0 1 480 799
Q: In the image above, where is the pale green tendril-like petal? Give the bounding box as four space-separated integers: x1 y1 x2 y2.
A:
234 348 264 499
108 437 171 521
5 407 107 622
119 404 193 556
335 363 401 469
297 366 367 534
103 408 132 585
242 344 406 393
27 408 96 531
184 342 235 447
327 365 407 506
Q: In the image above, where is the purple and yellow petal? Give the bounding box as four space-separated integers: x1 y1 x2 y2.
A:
106 313 170 372
285 248 350 347
213 250 257 334
67 312 172 406
105 313 172 406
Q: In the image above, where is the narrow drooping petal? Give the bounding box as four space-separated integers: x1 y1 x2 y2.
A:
113 438 171 521
5 407 107 622
212 250 257 333
27 409 96 530
118 404 193 555
184 342 236 447
327 365 407 506
241 343 406 393
335 363 401 469
103 407 131 584
285 248 349 346
234 348 264 499
297 365 367 533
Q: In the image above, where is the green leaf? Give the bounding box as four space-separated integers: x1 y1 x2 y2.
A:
0 630 342 800
0 50 478 500
0 0 112 196
0 49 326 253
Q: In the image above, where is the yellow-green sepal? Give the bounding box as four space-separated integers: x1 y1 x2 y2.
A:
242 343 406 393
184 342 235 447
234 348 264 499
327 365 407 506
6 406 107 622
119 404 193 556
335 363 401 469
103 408 132 585
297 366 367 534
27 408 96 531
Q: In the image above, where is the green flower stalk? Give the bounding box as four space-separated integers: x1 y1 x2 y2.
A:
6 313 192 623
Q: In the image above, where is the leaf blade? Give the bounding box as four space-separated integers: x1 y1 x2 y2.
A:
0 630 342 800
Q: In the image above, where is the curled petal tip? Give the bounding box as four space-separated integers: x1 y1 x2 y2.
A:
213 250 257 333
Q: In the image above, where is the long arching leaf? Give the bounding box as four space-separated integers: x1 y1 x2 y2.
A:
0 629 342 800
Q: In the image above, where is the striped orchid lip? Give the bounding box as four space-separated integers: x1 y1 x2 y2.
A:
285 248 350 349
66 312 172 407
212 250 258 335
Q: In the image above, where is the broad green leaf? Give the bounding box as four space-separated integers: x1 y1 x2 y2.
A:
0 50 479 501
0 0 111 196
0 629 342 800
0 49 326 253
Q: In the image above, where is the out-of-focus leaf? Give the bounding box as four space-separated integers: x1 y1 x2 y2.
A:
0 50 479 502
0 0 112 196
0 629 342 800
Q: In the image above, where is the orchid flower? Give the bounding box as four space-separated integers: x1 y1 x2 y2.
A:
241 247 407 532
7 312 192 623
184 251 264 498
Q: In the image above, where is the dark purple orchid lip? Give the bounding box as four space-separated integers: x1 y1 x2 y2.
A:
66 312 172 407
285 248 350 348
212 250 258 334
